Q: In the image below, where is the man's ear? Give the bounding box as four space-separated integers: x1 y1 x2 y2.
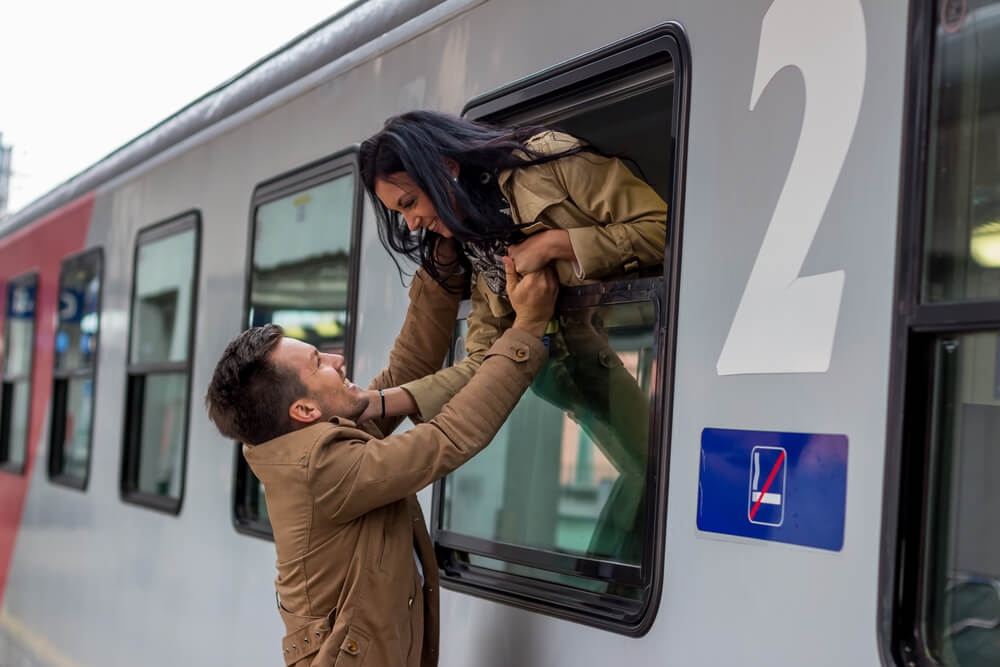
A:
289 398 323 426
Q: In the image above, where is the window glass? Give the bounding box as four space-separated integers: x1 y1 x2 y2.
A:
250 174 355 354
53 377 94 480
123 218 198 511
135 372 187 498
922 1 1000 302
4 279 36 377
50 250 102 486
55 257 101 372
466 554 643 599
2 274 37 472
130 228 196 364
441 300 656 566
4 381 32 467
236 165 359 537
924 332 1000 667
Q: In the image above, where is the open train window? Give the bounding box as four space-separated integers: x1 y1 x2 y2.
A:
884 2 1000 666
233 149 363 540
121 213 200 514
0 271 39 475
49 248 103 490
431 24 688 635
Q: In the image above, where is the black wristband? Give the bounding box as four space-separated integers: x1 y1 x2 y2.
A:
378 389 386 419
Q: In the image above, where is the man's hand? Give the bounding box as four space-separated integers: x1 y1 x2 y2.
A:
504 256 558 338
507 229 576 274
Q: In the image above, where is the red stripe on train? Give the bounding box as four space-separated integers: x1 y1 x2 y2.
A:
0 194 93 606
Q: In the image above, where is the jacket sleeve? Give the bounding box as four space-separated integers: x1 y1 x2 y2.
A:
365 268 464 436
309 327 547 523
399 277 514 420
554 151 668 280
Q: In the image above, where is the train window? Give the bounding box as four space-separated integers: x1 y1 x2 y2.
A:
233 149 362 540
431 24 688 635
887 3 1000 666
0 271 39 475
121 213 200 514
48 248 103 489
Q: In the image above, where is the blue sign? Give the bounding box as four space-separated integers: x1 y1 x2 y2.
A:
6 284 36 319
59 288 85 323
698 428 848 551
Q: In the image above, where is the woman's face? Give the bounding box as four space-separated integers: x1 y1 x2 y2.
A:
374 172 454 238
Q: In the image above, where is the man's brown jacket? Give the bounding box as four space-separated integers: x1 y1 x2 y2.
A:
244 270 547 666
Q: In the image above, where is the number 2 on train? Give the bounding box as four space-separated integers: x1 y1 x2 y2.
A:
717 0 866 375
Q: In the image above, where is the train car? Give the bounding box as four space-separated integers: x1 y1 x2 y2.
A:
0 0 996 665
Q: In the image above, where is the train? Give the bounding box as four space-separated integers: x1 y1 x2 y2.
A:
1 0 997 665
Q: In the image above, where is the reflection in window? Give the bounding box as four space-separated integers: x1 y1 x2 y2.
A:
236 165 359 537
925 333 1000 667
1 273 38 473
250 174 355 354
441 299 655 585
122 218 198 512
923 1 1000 302
50 249 102 487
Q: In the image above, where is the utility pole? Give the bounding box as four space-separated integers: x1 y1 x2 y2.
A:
0 133 12 218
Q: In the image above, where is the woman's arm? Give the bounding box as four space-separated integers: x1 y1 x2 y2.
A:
399 279 513 421
508 149 667 278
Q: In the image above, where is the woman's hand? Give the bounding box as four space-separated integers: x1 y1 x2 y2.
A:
507 229 576 274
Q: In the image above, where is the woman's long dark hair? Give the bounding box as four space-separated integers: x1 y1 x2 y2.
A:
359 110 592 285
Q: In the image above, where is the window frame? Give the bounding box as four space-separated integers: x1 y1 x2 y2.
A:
48 247 104 491
879 1 1000 664
430 22 690 636
0 269 40 476
232 147 364 540
120 211 201 515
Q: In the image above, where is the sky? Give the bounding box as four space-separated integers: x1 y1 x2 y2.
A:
0 0 357 215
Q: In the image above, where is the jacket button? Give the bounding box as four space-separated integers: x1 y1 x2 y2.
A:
346 640 359 654
408 596 414 608
515 348 527 359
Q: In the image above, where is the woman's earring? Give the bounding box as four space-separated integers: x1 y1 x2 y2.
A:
479 171 491 185
451 176 459 183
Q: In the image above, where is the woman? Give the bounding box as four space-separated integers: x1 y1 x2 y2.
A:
357 110 667 565
358 110 667 421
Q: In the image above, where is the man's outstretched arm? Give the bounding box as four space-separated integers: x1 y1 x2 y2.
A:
310 261 557 521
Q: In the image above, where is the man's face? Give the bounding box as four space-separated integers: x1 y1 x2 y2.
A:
270 337 369 423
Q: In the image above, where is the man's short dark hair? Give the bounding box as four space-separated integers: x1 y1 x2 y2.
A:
205 324 307 445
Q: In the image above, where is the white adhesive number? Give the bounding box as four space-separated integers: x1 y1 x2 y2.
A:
716 0 866 375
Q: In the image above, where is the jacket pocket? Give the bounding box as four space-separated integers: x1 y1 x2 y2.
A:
333 626 371 666
281 614 331 666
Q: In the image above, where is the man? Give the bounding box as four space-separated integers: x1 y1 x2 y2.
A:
205 257 557 666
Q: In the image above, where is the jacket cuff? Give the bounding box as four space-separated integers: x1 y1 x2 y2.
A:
484 327 548 372
566 225 628 279
399 377 447 423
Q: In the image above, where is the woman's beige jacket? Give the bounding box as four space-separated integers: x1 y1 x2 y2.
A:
401 130 668 419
